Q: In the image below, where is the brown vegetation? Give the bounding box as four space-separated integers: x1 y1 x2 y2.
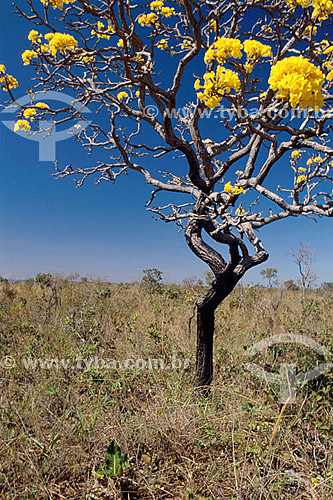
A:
0 276 332 499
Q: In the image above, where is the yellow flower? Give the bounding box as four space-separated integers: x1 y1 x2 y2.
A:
138 12 159 27
0 68 19 91
157 39 168 50
204 37 243 64
291 150 302 160
47 32 78 57
14 119 31 132
311 478 320 487
74 123 81 129
117 91 129 100
297 175 306 183
28 30 41 43
224 181 234 193
181 39 195 50
23 108 37 120
117 39 130 49
235 170 243 175
285 0 333 21
22 49 38 65
35 102 50 109
243 40 273 60
195 65 241 109
224 182 245 195
150 0 164 10
236 207 245 215
161 6 176 17
40 0 76 10
312 0 333 20
268 56 325 110
91 21 114 39
44 33 55 42
298 167 306 172
233 186 245 195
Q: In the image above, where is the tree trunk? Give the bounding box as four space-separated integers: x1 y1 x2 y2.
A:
194 271 241 393
195 305 215 389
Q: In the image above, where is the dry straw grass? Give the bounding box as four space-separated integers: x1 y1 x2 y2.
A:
0 276 332 499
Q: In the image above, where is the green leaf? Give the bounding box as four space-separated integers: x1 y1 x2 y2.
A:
104 439 127 477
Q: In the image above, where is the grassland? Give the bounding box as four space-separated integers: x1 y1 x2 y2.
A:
0 276 332 499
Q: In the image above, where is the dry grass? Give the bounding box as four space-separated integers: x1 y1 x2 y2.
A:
0 276 332 499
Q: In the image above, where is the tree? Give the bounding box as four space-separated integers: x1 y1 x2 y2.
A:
141 268 163 294
260 267 278 288
290 243 318 297
284 279 300 291
2 0 333 391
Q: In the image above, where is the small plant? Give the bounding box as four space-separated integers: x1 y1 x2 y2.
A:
97 439 129 478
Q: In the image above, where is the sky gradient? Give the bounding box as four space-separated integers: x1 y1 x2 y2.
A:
1 2 332 285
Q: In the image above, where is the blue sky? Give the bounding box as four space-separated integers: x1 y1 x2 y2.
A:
0 1 332 285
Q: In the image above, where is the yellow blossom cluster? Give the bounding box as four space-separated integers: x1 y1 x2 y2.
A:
22 50 38 65
28 30 41 43
117 39 130 49
150 0 176 17
285 0 333 20
138 0 176 27
14 102 50 131
268 56 325 109
195 66 241 108
117 91 129 100
291 150 302 160
40 0 75 10
307 156 323 164
138 12 159 27
181 39 195 50
0 64 19 91
243 40 273 60
312 0 333 19
23 32 78 62
157 39 168 50
196 37 273 108
204 37 272 70
35 102 50 109
14 120 31 132
91 21 114 39
23 108 37 120
47 32 78 56
224 182 245 195
204 37 243 64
